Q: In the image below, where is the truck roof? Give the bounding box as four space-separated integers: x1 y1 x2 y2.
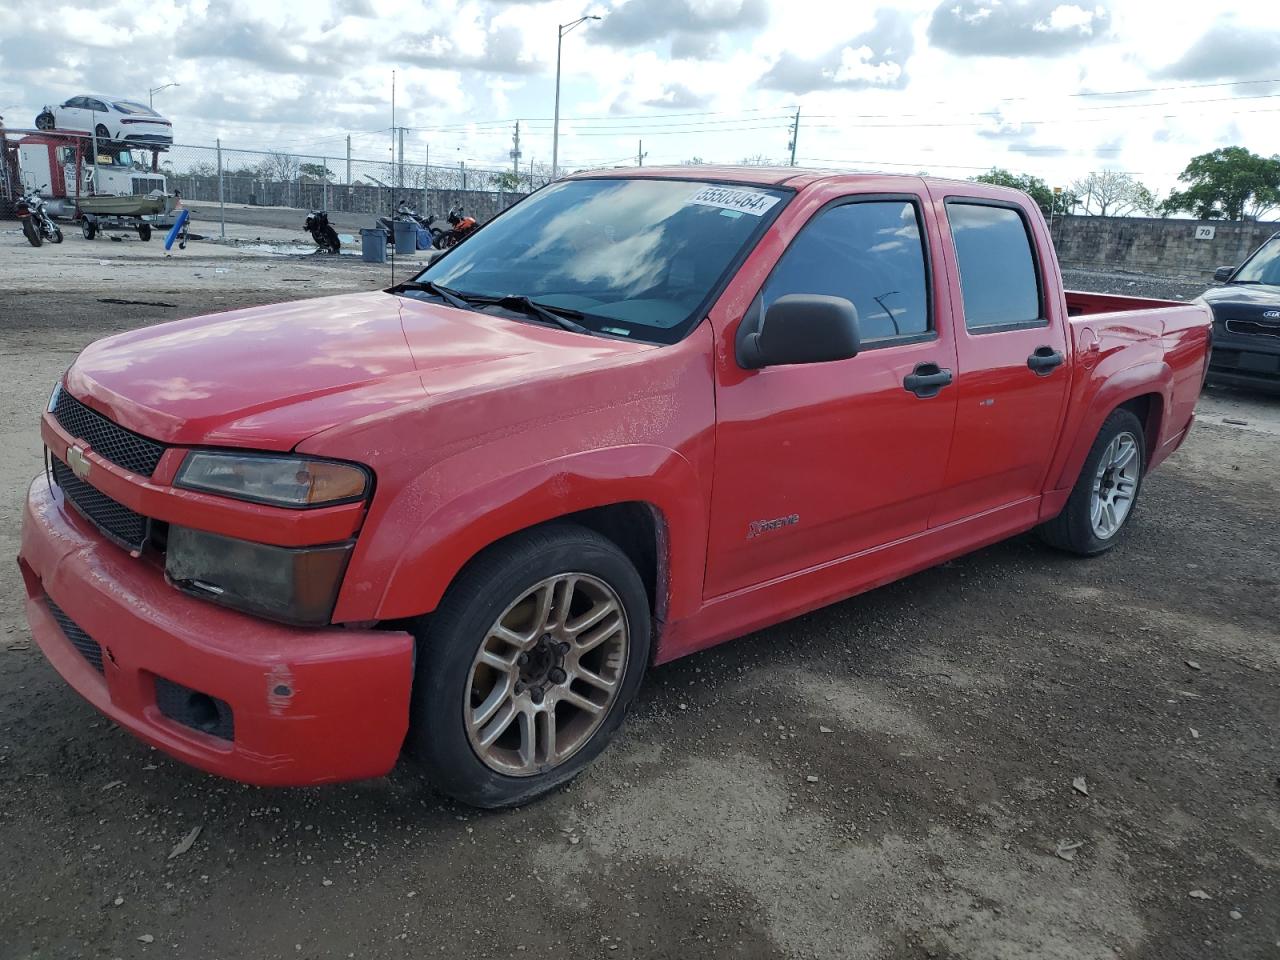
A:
568 164 1031 203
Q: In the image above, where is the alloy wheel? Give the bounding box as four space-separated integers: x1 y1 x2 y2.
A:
1090 430 1140 539
464 573 629 777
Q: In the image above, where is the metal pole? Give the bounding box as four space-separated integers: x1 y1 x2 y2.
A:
552 26 564 180
461 160 466 192
397 126 404 190
216 138 225 239
638 139 643 167
789 108 800 166
346 135 351 186
90 119 99 196
422 145 429 214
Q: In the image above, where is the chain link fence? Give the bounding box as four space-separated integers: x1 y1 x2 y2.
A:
161 141 540 225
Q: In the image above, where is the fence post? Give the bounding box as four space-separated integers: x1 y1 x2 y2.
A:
461 161 466 192
216 138 225 240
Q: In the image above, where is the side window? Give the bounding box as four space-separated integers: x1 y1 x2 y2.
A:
89 100 108 113
947 202 1042 331
64 97 84 109
57 147 75 164
762 200 930 343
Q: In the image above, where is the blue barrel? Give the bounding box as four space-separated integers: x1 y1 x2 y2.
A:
360 228 387 263
392 219 416 255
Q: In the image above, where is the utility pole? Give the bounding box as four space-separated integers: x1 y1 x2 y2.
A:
511 120 522 180
397 126 405 191
552 15 601 181
788 107 800 167
345 134 352 187
637 139 646 167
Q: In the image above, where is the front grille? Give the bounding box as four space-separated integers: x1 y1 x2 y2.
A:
1225 319 1280 339
52 456 149 552
51 390 165 477
46 599 104 673
155 677 235 741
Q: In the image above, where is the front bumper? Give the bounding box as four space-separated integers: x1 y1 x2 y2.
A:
1209 333 1280 393
17 477 415 787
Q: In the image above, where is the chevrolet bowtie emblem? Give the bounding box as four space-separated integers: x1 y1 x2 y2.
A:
66 444 91 480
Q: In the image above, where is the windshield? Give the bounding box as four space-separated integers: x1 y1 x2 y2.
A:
95 149 136 168
1233 236 1280 285
413 178 787 343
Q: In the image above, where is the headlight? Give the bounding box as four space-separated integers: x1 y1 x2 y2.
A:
48 381 63 412
166 526 353 625
174 452 370 508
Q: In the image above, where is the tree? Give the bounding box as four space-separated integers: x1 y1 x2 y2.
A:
681 156 706 166
1160 146 1280 221
740 154 775 166
1070 170 1156 217
259 151 300 183
492 170 523 191
299 162 334 182
970 168 1076 216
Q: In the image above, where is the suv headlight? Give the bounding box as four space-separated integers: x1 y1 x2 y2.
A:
174 452 370 508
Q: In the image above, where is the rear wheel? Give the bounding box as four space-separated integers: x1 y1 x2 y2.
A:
407 524 651 808
82 220 97 240
95 123 110 141
1038 407 1145 555
22 218 42 247
137 224 151 241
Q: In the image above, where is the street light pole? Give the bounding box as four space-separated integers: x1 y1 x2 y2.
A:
552 15 600 181
148 83 180 109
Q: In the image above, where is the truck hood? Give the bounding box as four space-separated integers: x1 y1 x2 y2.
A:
65 292 653 450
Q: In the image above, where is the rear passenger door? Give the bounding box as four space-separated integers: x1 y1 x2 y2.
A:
928 192 1071 527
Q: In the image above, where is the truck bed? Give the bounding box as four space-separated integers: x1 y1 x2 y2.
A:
1064 289 1188 317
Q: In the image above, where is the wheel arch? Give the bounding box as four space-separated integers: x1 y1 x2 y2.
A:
348 444 708 641
1048 359 1173 496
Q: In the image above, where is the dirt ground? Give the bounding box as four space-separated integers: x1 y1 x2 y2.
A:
0 234 1277 960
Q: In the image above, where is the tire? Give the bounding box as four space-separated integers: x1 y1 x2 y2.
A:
82 221 97 240
48 224 63 244
1038 407 1145 556
22 218 42 247
95 124 110 141
407 523 651 808
322 225 340 254
35 110 54 131
137 224 151 241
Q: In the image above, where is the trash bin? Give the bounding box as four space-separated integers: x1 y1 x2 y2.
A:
360 228 387 263
392 219 416 255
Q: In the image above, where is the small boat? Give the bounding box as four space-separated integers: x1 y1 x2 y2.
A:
77 193 171 217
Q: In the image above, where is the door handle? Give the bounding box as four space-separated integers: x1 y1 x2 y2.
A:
903 362 953 398
1027 346 1065 375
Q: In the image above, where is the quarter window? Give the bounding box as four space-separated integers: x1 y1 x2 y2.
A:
947 202 1042 330
762 200 930 342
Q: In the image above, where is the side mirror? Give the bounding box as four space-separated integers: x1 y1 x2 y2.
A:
1214 265 1235 282
738 294 861 369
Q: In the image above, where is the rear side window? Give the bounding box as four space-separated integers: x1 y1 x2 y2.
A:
763 200 930 342
947 202 1042 331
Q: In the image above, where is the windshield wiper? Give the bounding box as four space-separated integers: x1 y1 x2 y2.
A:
393 280 474 310
483 295 592 335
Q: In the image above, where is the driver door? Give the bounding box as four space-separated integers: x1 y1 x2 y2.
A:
704 189 960 598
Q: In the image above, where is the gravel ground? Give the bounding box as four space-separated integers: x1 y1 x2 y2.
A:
0 242 1277 960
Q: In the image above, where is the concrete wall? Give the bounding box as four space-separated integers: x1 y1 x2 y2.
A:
1052 214 1279 280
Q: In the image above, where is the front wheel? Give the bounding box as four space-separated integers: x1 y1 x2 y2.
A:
137 224 151 242
82 220 97 240
407 524 651 808
1038 407 1145 555
22 218 42 247
48 224 63 244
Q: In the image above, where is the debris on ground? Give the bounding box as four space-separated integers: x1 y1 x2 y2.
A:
1188 889 1212 900
1072 776 1089 796
167 825 203 860
1055 840 1084 862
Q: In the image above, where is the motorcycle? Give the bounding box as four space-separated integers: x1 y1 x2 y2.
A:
16 188 63 247
432 206 478 249
304 209 341 254
376 200 442 249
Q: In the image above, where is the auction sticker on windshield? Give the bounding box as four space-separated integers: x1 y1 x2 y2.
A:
688 185 780 216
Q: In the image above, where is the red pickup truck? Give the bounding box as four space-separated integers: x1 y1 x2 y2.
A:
20 168 1211 807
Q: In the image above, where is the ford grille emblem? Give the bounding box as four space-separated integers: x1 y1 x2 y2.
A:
66 444 91 480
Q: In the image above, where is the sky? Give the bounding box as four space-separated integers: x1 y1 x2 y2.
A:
2 0 1279 197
